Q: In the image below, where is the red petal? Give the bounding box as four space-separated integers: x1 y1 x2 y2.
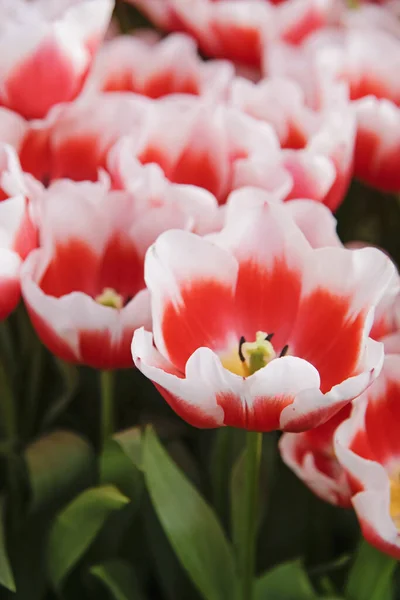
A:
144 71 199 98
364 379 400 466
79 326 134 369
292 290 365 393
19 128 52 184
170 147 225 200
209 23 262 67
39 239 99 298
156 384 221 428
0 278 20 320
161 279 236 372
51 134 107 182
235 259 302 350
4 39 84 120
97 234 144 301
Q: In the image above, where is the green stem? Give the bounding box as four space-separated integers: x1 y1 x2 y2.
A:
241 431 263 600
100 370 115 447
345 538 396 600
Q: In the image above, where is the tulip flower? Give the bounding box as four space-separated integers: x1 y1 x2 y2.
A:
82 32 234 100
274 19 400 192
132 199 394 432
104 95 337 206
21 174 218 369
335 345 400 559
229 76 355 211
280 267 400 505
19 93 152 185
0 0 114 120
0 145 38 319
126 0 341 67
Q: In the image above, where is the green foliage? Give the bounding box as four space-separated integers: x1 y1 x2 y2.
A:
143 426 238 600
47 485 129 591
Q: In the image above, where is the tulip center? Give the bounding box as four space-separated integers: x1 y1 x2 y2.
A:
390 478 400 530
220 331 289 377
95 287 124 309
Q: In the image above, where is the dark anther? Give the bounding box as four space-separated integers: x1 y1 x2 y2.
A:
279 345 289 358
238 336 246 362
265 333 274 342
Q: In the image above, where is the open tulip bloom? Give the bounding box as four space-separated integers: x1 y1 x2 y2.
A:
132 199 394 433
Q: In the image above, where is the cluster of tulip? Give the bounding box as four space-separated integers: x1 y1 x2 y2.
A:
1 0 400 599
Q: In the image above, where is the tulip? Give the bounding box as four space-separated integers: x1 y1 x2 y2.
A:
280 267 400 505
21 173 217 369
82 32 234 101
126 0 341 68
132 198 394 432
229 76 355 211
335 344 400 559
0 145 38 319
0 0 114 120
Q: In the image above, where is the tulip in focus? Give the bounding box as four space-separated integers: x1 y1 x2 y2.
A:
0 0 114 120
21 174 218 369
132 198 394 432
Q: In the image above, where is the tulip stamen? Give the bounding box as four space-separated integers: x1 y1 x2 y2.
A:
280 345 289 358
238 336 246 362
95 287 124 309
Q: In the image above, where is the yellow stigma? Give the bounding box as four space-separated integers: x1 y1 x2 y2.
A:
220 331 277 377
241 331 276 375
390 478 400 531
95 287 124 309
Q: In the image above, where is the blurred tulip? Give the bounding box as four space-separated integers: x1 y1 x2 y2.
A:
280 267 400 506
0 145 38 319
82 32 234 100
335 345 400 558
132 198 394 432
21 173 217 369
0 0 114 120
125 0 341 67
229 75 355 210
18 93 151 185
105 95 340 206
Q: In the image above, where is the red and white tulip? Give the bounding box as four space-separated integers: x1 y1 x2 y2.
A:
0 145 37 319
82 32 234 101
335 346 400 559
126 0 341 68
21 173 217 369
229 75 355 210
0 0 114 120
18 93 151 185
132 198 394 432
280 267 400 506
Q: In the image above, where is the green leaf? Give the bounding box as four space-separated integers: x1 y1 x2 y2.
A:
47 484 129 591
143 426 237 600
345 539 396 600
0 497 15 592
100 428 143 500
89 559 143 600
26 430 95 513
256 560 317 600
